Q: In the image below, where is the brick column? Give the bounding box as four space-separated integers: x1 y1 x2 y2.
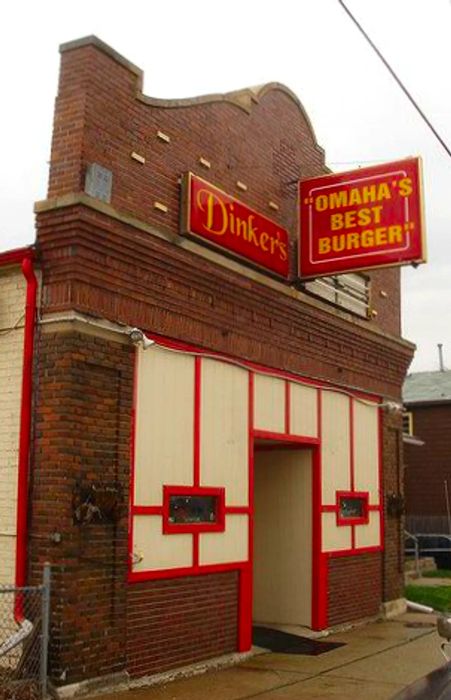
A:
29 329 134 685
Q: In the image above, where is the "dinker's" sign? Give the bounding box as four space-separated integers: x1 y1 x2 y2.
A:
181 173 290 279
299 157 426 279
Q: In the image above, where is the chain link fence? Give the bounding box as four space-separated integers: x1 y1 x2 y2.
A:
0 565 50 700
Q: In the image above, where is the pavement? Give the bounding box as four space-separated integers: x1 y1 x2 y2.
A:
97 611 446 700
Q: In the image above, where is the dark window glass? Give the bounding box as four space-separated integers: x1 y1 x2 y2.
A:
339 496 365 519
169 495 218 524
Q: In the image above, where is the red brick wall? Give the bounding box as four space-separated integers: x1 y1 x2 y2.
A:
405 404 451 519
127 574 238 677
328 553 382 626
29 331 134 684
382 410 404 601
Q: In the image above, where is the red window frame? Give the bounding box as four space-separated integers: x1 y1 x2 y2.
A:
162 485 226 534
336 491 369 526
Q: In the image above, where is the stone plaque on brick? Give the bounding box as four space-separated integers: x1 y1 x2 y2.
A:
84 163 113 203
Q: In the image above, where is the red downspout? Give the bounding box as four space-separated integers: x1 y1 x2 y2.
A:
13 252 37 622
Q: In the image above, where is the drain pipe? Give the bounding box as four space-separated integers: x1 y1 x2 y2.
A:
14 252 37 622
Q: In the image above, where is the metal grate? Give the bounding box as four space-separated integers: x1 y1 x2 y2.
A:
0 566 50 700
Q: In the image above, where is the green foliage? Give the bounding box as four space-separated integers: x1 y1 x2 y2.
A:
422 569 451 579
405 584 451 612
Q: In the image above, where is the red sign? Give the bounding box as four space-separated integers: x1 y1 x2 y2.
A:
299 157 426 279
181 173 290 278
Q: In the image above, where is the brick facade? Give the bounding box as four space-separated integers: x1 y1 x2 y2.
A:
24 36 414 685
29 330 133 683
127 574 238 677
405 404 451 528
328 553 382 626
382 410 405 601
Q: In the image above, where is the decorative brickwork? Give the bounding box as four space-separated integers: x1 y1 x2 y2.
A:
127 573 238 677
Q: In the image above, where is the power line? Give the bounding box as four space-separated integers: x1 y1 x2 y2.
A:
338 0 451 160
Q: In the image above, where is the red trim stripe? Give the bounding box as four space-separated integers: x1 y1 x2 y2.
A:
193 356 202 487
285 380 290 434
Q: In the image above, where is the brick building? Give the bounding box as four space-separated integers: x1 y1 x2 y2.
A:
0 36 415 691
404 369 451 535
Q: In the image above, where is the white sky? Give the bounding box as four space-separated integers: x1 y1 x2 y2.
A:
1 0 450 372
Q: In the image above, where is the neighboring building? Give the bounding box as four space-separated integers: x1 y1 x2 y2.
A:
404 369 451 534
0 36 415 691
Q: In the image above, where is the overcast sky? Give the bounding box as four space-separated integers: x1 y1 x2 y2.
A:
1 0 450 373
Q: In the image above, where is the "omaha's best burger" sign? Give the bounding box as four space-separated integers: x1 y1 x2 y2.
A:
299 157 426 279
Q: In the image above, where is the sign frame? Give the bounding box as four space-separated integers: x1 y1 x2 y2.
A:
298 157 427 280
181 172 291 280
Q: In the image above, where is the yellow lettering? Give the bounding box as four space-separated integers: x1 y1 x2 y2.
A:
361 184 377 204
318 238 331 254
361 229 374 247
347 233 360 249
329 190 348 210
246 216 259 247
330 213 344 230
197 190 228 236
279 241 288 261
332 235 346 252
399 177 413 197
236 218 247 239
260 232 269 251
348 189 362 206
375 227 387 245
388 225 403 243
377 182 391 202
344 210 357 228
315 195 328 212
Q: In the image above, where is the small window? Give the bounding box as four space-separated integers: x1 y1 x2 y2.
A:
163 485 225 533
402 411 413 436
169 495 217 525
304 273 370 318
336 491 369 526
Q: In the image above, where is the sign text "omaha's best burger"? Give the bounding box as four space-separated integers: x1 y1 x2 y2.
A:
299 157 426 279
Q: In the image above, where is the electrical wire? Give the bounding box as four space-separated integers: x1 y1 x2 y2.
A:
338 0 451 160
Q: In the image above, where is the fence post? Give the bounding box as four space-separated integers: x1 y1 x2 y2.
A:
40 563 51 699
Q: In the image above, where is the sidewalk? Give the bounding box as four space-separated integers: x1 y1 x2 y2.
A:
97 612 444 700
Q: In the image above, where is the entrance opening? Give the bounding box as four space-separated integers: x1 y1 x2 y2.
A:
253 445 313 628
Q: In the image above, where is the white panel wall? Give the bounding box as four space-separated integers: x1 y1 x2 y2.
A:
134 347 194 504
355 512 380 548
133 516 192 571
354 401 380 503
0 268 26 585
199 515 248 565
254 374 285 432
253 450 312 626
322 512 352 552
200 359 248 505
290 383 318 437
321 391 350 504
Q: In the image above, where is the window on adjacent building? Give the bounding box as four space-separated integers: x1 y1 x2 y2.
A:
402 411 413 436
303 273 370 318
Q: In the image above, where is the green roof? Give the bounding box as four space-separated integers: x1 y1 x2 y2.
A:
403 370 451 404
